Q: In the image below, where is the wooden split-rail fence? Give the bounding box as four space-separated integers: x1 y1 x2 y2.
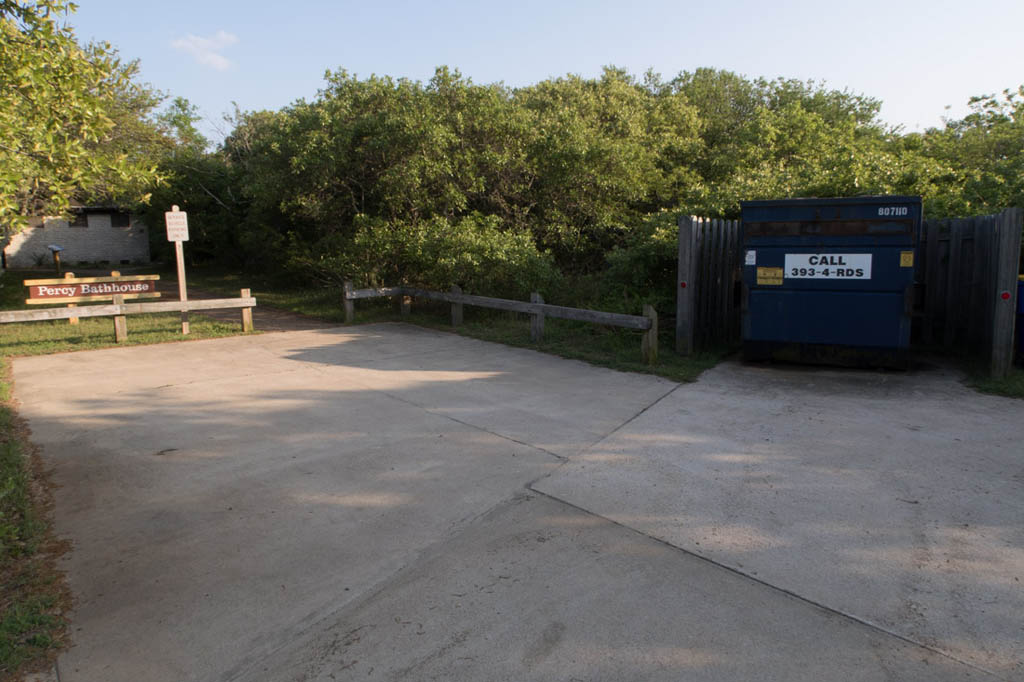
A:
1 271 256 342
343 283 659 364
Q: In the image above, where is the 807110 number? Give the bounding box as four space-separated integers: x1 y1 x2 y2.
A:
878 206 909 216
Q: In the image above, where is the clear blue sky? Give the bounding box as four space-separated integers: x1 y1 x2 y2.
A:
70 0 1024 143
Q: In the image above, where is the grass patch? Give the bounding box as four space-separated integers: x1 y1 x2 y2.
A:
1 269 255 359
1 358 70 678
0 313 248 358
967 365 1024 399
402 304 730 383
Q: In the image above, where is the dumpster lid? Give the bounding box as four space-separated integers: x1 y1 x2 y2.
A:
741 195 921 209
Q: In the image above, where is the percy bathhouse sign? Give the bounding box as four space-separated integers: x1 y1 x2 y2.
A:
25 274 159 301
25 274 161 304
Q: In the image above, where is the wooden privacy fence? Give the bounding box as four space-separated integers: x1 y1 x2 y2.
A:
343 283 659 364
673 208 1023 377
918 207 1022 377
675 216 742 355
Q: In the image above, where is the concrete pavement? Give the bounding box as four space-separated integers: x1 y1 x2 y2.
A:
535 360 1024 678
11 323 1019 680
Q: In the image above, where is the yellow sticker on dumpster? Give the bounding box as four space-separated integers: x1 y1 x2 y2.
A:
900 251 914 267
757 267 784 285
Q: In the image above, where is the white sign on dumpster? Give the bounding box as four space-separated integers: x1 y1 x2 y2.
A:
784 253 872 280
165 209 189 242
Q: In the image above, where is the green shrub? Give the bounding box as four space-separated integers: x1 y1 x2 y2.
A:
286 212 560 298
601 211 679 313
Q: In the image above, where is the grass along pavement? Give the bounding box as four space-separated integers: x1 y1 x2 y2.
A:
1 269 256 358
1 359 70 680
0 268 258 678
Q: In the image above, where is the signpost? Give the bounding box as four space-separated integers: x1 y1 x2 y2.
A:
165 205 190 334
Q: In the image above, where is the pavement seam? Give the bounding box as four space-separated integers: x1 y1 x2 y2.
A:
525 486 1004 680
330 377 568 463
582 381 682 449
219 493 537 682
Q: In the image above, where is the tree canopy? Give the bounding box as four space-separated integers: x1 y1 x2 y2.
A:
3 2 1018 308
0 0 164 234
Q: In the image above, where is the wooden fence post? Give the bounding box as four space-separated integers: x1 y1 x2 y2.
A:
112 294 127 342
65 272 79 325
240 288 254 332
676 215 697 355
991 207 1023 378
450 285 463 326
343 281 354 323
642 304 658 365
530 292 545 342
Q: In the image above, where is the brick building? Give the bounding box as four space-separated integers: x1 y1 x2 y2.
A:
2 206 151 269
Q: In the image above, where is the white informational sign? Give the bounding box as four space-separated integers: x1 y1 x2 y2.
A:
744 250 756 266
784 253 872 280
165 209 189 242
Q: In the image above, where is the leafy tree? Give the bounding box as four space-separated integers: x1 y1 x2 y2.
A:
141 98 251 266
921 87 1024 217
516 67 701 270
166 62 1021 304
0 0 164 237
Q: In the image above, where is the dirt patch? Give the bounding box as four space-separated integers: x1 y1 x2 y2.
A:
151 281 339 333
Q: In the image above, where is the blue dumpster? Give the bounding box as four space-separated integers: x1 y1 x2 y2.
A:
740 196 922 367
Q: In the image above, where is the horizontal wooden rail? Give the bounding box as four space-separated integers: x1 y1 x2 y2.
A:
378 287 652 331
346 286 403 300
26 293 161 305
0 297 256 324
343 283 657 364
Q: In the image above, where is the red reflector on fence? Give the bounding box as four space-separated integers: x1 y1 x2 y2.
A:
680 282 687 289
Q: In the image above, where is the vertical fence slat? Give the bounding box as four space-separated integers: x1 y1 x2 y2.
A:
699 219 708 347
676 216 697 355
697 219 705 347
723 220 734 342
694 220 705 348
712 219 725 343
708 218 717 344
965 218 984 350
991 208 1023 377
981 215 997 350
944 220 964 347
700 219 712 348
